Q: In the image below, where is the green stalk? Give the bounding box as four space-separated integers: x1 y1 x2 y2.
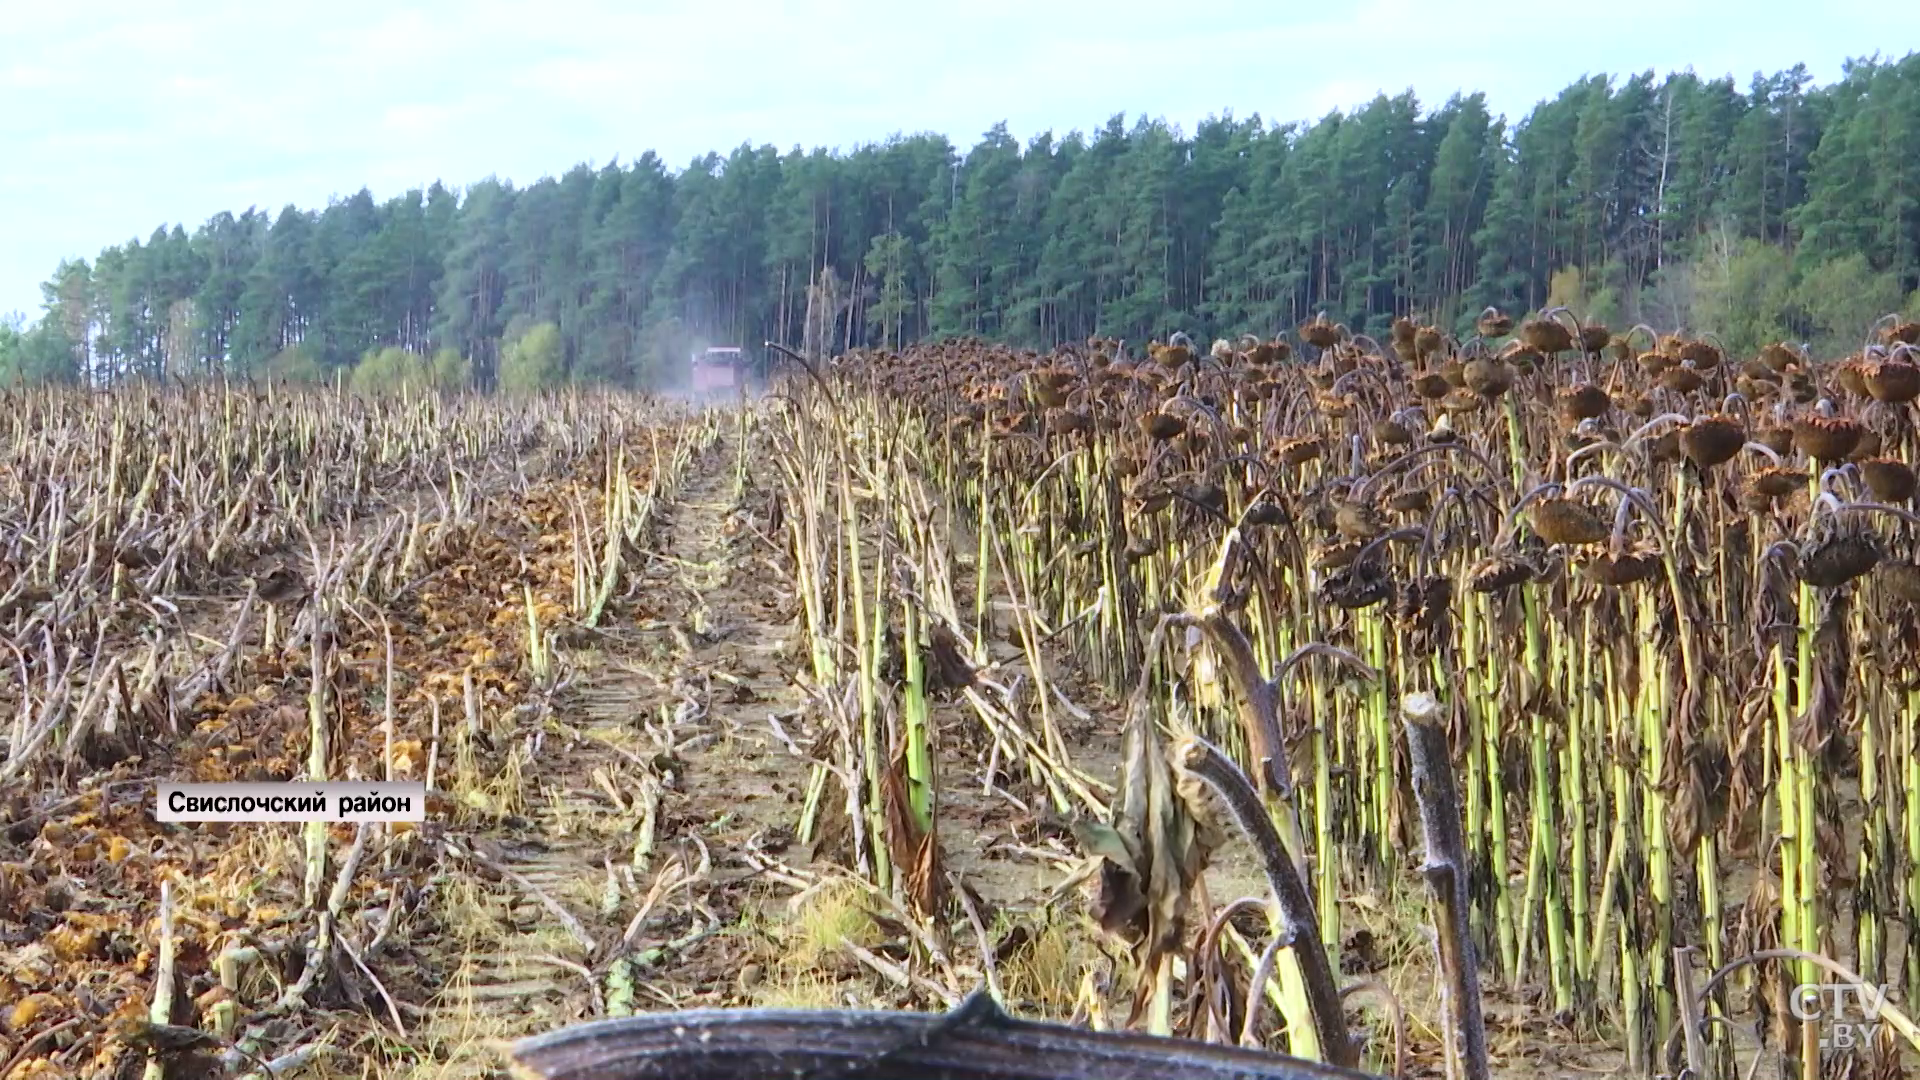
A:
902 601 932 831
1696 833 1726 1065
1566 611 1592 997
304 598 331 908
1459 577 1489 946
586 447 625 627
1794 581 1818 986
1534 591 1571 1013
1858 679 1882 982
1365 618 1391 870
973 434 994 656
523 584 549 687
1514 584 1570 1010
1906 687 1920 995
1640 607 1673 1051
1776 600 1801 968
842 452 891 891
1313 686 1337 953
1480 593 1518 977
1620 917 1645 1071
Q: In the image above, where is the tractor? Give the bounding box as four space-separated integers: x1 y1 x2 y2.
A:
689 346 744 400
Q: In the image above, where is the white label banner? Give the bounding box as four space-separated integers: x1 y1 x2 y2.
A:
155 783 427 823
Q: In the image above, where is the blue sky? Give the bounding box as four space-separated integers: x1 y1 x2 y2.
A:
1 0 1911 320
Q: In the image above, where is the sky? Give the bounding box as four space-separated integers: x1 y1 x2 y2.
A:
1 0 1913 321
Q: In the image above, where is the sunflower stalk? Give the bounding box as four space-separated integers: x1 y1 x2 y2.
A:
1405 693 1490 1080
1175 736 1355 1070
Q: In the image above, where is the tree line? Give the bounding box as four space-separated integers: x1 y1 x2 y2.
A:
4 53 1917 389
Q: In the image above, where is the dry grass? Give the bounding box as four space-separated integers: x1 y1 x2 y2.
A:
786 880 885 969
1000 909 1103 1013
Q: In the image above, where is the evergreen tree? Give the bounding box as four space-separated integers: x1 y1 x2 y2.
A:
12 53 1919 388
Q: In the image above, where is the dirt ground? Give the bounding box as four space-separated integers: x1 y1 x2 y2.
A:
2 400 1841 1080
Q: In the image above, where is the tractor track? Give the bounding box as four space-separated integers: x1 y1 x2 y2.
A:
403 410 817 1073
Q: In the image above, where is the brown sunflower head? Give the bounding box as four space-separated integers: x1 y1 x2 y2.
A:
1140 412 1186 441
1581 544 1662 587
1677 339 1723 370
1860 458 1917 503
1748 466 1810 500
1797 530 1882 588
1681 414 1746 469
1469 553 1536 594
1660 367 1706 394
1463 357 1513 399
1300 315 1341 349
1373 418 1415 446
1878 561 1920 603
1863 360 1920 403
1791 416 1865 463
1521 317 1574 354
1530 496 1611 546
1557 383 1611 421
1759 342 1801 373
